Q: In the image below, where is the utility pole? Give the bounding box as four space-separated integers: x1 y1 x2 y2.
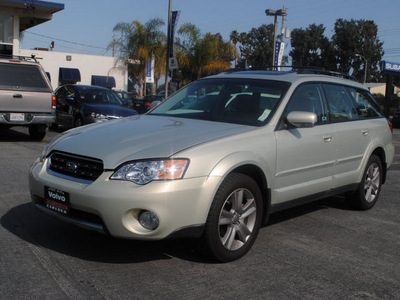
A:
165 0 172 100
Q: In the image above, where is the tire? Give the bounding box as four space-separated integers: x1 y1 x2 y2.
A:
29 125 47 141
74 116 82 127
348 154 383 210
202 173 263 262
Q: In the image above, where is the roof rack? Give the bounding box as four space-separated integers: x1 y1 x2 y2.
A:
0 54 42 63
222 66 358 82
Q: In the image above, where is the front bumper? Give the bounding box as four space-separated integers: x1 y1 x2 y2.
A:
29 158 220 240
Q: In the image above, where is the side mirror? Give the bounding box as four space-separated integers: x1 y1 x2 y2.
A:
286 111 317 128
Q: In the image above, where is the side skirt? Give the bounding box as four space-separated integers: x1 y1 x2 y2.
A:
270 183 360 214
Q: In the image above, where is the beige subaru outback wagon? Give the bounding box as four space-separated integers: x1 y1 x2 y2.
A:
29 70 394 262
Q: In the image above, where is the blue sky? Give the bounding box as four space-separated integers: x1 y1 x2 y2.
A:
21 0 400 64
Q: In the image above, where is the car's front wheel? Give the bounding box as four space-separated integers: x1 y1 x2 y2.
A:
202 173 263 262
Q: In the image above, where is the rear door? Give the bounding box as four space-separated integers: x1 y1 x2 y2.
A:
322 84 370 188
0 62 52 113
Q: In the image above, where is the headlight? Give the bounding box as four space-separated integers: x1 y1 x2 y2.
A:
91 113 108 120
110 159 189 185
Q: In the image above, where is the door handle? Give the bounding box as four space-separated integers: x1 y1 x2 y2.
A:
13 94 23 98
323 135 332 143
362 129 369 136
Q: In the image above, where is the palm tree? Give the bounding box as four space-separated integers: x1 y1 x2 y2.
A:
176 23 235 84
111 18 166 97
230 30 240 67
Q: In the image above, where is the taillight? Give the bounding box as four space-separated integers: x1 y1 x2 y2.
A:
145 102 152 107
387 119 393 133
52 95 56 109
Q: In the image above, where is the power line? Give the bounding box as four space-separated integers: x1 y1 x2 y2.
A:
25 31 107 50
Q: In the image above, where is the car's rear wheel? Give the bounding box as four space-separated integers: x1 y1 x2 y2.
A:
202 173 263 262
29 125 47 141
348 154 382 210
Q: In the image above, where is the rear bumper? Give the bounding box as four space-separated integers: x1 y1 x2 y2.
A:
0 113 56 125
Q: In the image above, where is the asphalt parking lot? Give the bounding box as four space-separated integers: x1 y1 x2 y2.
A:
1 126 399 299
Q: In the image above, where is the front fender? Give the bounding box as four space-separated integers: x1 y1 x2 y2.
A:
209 151 273 186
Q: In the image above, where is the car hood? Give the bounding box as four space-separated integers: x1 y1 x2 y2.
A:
82 103 137 117
48 115 255 169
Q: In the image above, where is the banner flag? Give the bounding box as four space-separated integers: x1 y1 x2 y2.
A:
146 56 155 83
274 41 285 71
169 11 180 69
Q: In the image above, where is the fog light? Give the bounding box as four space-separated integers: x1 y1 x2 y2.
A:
138 210 159 230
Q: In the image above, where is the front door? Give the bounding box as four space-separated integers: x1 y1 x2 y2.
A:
274 83 335 204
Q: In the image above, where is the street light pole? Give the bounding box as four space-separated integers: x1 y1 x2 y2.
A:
355 54 368 83
265 7 287 69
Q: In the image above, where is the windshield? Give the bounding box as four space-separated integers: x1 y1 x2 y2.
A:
77 88 123 106
150 78 290 126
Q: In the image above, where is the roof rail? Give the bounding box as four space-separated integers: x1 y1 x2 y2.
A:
293 67 358 81
220 66 358 82
0 54 42 62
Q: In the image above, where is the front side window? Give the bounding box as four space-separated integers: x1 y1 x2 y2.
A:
285 83 328 124
323 84 359 122
345 87 382 119
150 78 290 126
77 88 123 106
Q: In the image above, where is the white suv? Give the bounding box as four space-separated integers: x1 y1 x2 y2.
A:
29 69 395 262
0 56 55 140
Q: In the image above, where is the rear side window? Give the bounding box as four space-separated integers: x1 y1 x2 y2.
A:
0 63 51 92
345 87 382 119
323 84 359 122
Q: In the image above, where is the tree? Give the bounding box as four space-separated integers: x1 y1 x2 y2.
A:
288 19 384 82
289 24 336 70
236 24 275 68
111 18 165 97
332 19 384 82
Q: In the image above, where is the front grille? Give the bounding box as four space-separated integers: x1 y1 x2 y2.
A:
48 151 104 182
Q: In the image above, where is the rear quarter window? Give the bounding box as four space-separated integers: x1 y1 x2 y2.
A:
323 84 359 122
0 63 51 92
345 87 382 119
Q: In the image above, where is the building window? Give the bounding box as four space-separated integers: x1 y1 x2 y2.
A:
0 14 13 44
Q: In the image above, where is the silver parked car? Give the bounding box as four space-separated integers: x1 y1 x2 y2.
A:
29 69 395 262
0 56 55 140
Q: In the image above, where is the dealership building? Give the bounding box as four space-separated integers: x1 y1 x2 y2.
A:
0 0 130 91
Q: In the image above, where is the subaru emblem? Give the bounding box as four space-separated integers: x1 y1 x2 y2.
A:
66 161 78 172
